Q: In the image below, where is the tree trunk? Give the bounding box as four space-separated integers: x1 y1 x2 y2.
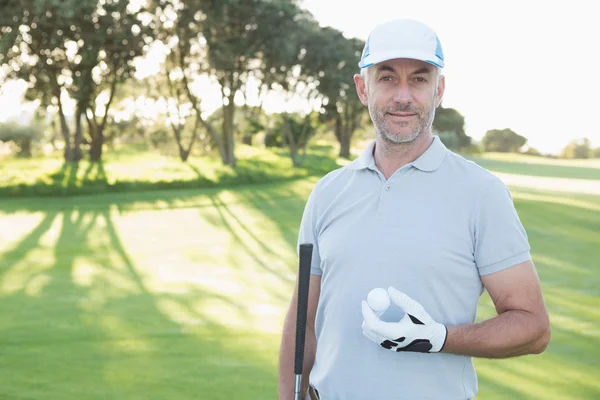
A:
89 126 104 162
19 139 32 157
50 114 60 150
180 148 190 162
51 74 73 161
73 106 84 161
88 74 118 163
56 95 73 161
339 129 351 159
242 135 252 145
222 97 236 167
282 114 299 167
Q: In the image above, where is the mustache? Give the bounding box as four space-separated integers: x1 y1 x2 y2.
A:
383 104 422 114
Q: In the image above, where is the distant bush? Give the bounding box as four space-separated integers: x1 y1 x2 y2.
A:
0 122 43 157
481 128 528 153
561 138 591 159
521 147 541 156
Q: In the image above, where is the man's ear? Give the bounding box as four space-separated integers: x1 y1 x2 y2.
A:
354 73 369 106
435 74 445 108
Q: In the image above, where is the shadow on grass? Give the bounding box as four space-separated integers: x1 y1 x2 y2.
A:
82 160 107 183
1 146 341 199
209 196 294 287
0 202 279 400
2 180 599 399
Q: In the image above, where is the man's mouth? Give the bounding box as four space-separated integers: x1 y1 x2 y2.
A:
387 112 417 118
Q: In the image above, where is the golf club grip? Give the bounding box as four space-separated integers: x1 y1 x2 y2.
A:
294 243 313 375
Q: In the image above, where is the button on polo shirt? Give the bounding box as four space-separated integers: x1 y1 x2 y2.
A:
297 135 532 400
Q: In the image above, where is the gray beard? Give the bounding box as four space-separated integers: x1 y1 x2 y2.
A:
369 100 437 144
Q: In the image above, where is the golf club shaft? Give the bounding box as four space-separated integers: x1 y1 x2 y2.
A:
294 243 313 400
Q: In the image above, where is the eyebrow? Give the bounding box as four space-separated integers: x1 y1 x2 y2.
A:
375 65 395 73
411 67 434 75
374 65 433 75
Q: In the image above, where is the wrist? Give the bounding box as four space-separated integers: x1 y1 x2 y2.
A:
431 323 448 353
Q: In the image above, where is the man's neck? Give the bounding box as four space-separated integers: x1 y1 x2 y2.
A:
373 132 434 180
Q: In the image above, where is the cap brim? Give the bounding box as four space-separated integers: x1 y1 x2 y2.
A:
359 50 444 69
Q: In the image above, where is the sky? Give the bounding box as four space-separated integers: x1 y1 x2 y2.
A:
1 0 599 154
302 0 600 154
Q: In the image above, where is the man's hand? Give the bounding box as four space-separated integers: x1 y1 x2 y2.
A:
361 287 448 353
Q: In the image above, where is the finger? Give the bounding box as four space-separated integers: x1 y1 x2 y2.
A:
362 326 382 344
387 287 433 324
361 300 381 328
363 302 408 339
362 301 394 336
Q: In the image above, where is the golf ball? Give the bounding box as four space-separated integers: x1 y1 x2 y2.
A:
367 288 390 313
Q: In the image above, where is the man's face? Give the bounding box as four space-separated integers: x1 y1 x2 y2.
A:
354 58 445 144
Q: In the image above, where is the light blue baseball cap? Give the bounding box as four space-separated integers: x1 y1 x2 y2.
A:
358 19 445 69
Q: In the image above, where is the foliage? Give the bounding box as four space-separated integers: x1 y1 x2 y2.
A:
561 138 591 159
150 0 310 167
1 0 375 166
270 112 318 166
521 146 541 157
302 26 367 158
0 0 154 161
0 122 43 157
433 106 470 149
481 128 528 153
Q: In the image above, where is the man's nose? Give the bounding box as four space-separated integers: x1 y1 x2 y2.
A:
392 81 413 103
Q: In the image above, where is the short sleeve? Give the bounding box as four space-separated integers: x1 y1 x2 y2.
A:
474 179 531 276
297 185 323 276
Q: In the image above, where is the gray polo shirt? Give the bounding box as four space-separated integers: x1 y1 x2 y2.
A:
297 136 531 400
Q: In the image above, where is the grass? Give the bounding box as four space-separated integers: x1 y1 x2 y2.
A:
0 142 341 198
463 152 600 180
1 146 599 399
474 186 600 399
0 180 316 399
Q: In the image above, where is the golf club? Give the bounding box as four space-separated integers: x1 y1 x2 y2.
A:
294 243 313 400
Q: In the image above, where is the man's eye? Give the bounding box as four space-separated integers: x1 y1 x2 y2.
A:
414 77 428 83
380 75 394 81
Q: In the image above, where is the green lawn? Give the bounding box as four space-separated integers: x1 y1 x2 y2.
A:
1 160 599 399
464 152 600 180
0 142 341 197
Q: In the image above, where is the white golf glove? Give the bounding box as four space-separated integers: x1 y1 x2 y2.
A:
361 287 448 353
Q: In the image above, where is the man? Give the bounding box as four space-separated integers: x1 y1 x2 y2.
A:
278 18 550 400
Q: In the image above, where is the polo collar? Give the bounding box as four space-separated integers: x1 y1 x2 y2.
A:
347 135 448 172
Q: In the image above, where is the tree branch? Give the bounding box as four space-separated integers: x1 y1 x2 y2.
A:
99 71 118 133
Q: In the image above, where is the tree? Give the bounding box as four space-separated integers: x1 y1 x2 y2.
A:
481 128 527 153
141 62 200 162
300 26 367 159
561 138 591 159
433 105 470 149
1 0 76 160
521 146 541 156
253 12 331 165
152 0 306 167
1 0 153 162
274 112 317 167
80 0 153 162
593 147 600 159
